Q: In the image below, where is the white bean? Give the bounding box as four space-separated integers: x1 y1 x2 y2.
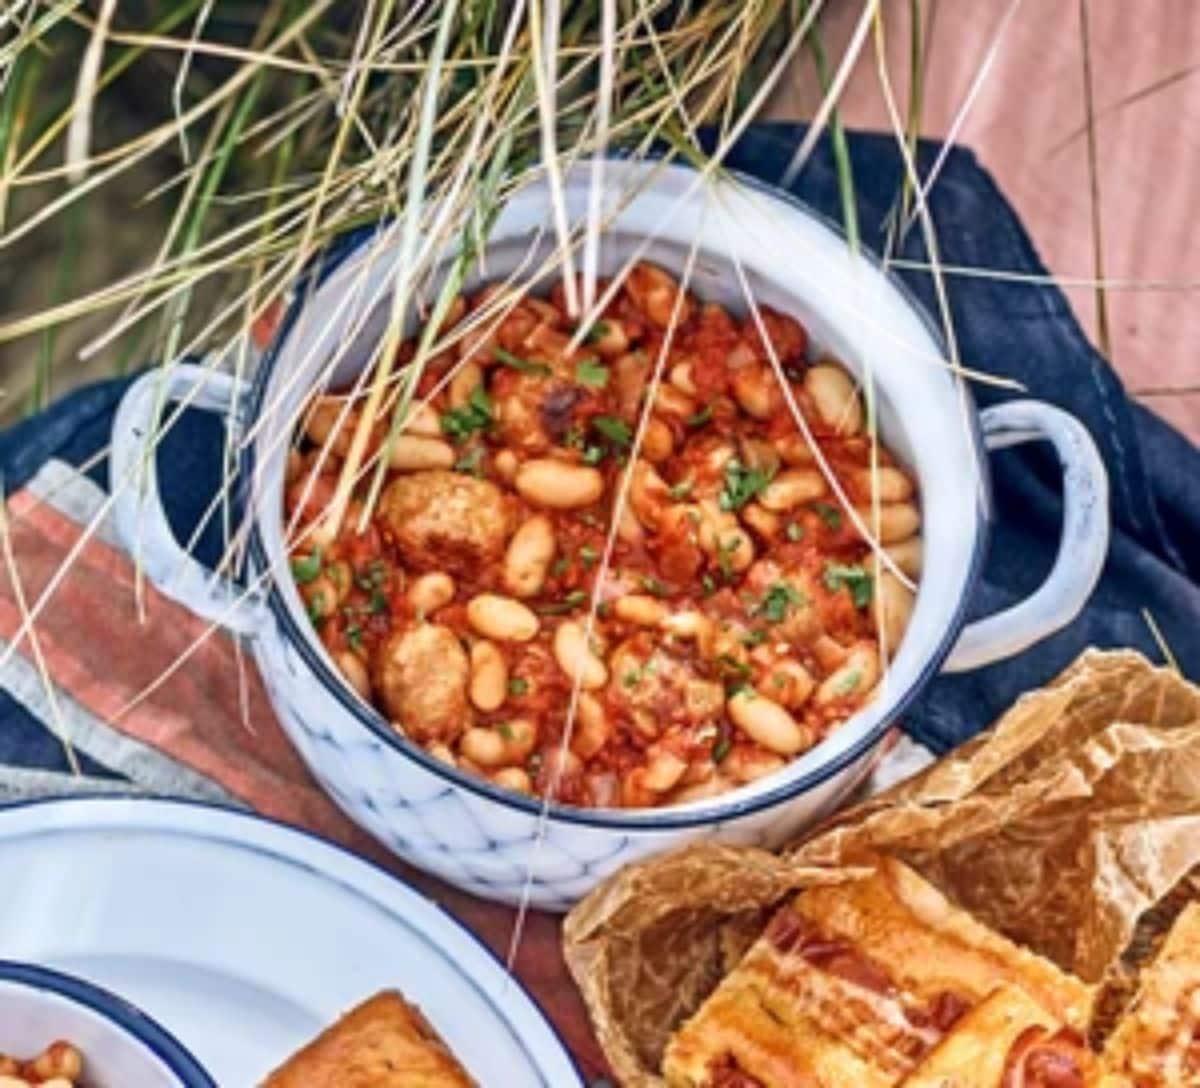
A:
459 718 537 767
727 689 811 755
732 363 780 419
469 639 509 711
591 318 629 357
723 746 787 784
766 659 815 710
642 418 675 462
759 468 827 511
503 515 557 598
884 536 923 578
669 361 697 395
815 642 880 704
851 465 915 503
387 434 455 471
614 595 668 627
572 692 611 760
516 459 604 509
629 460 671 529
449 361 484 407
775 432 816 465
805 363 863 435
625 262 691 328
553 621 608 690
408 571 455 616
335 652 372 701
400 402 441 437
640 748 688 792
492 767 533 794
467 593 539 641
874 572 915 655
493 447 519 482
654 383 697 419
853 502 921 544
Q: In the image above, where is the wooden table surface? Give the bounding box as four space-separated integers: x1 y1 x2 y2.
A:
769 0 1200 442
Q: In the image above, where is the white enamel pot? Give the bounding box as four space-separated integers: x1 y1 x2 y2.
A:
109 159 1110 910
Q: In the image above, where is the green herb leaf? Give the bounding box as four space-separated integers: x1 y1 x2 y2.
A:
585 320 610 344
741 627 768 647
454 445 486 477
440 384 493 441
582 444 605 465
536 589 587 615
592 415 632 447
701 573 716 597
755 581 806 623
575 357 609 390
786 521 805 542
345 625 363 652
290 548 322 585
813 501 843 530
669 478 695 500
823 563 874 608
497 721 515 741
507 677 529 696
640 574 667 597
579 545 599 568
719 459 773 512
834 668 862 696
687 404 714 428
550 555 571 578
493 346 551 376
306 591 328 624
711 734 732 763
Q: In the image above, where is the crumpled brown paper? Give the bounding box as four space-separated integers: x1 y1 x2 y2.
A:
562 649 1200 1085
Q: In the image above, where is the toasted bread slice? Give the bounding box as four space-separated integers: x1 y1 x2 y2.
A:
900 984 1098 1087
663 858 1094 1088
1101 902 1200 1086
262 991 475 1088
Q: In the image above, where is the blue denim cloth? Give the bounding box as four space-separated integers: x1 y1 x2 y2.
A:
2 123 1197 771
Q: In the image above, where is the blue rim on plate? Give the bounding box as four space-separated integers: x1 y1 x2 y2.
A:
0 795 587 1087
240 157 992 830
0 959 217 1087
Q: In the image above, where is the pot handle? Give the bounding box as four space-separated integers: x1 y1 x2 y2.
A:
110 363 266 638
941 399 1109 673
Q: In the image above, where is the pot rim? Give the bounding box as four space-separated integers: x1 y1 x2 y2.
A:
241 157 991 831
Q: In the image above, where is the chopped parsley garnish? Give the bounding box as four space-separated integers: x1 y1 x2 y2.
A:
668 478 695 500
550 556 571 578
497 721 515 741
582 444 605 465
579 545 599 568
687 404 714 428
575 357 609 390
306 591 328 623
536 589 587 614
741 627 768 647
716 535 740 580
834 669 862 695
701 573 716 596
454 445 485 476
368 587 389 614
440 384 492 442
824 563 874 608
813 501 843 530
718 459 774 512
585 320 610 344
356 559 387 592
507 677 529 696
755 581 806 623
786 521 805 542
711 734 732 763
492 346 551 376
640 574 668 597
346 625 363 652
622 669 641 689
591 415 632 447
291 548 322 585
716 653 751 682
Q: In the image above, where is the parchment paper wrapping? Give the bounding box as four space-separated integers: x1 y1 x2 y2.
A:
562 649 1200 1085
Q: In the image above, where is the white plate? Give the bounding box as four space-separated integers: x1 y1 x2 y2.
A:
0 797 583 1086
